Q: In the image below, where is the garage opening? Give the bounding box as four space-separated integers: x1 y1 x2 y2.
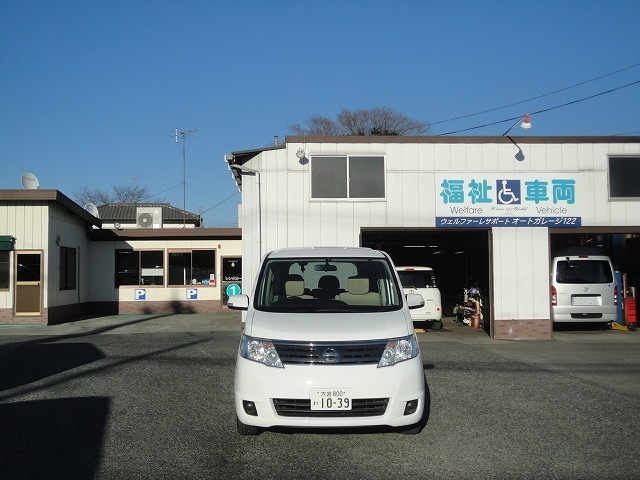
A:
549 229 640 329
361 228 491 335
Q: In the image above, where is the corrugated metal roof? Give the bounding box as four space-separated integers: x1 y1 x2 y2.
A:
97 203 201 225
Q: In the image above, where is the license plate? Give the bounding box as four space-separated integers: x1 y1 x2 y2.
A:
310 389 352 411
572 295 600 306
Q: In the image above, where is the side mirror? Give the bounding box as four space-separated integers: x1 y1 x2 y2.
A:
227 294 249 311
406 293 425 310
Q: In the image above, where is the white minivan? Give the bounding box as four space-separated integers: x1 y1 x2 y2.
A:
396 266 443 330
228 247 428 435
550 250 618 323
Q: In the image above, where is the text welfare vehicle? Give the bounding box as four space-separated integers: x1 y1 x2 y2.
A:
228 247 428 435
396 266 443 330
550 250 617 324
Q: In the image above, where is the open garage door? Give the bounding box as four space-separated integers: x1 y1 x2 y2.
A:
361 228 492 335
549 228 640 329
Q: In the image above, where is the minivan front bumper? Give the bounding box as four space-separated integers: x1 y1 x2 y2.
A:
234 356 426 430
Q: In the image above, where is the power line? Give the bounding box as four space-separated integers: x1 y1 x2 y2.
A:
199 191 239 215
431 62 640 126
438 79 640 136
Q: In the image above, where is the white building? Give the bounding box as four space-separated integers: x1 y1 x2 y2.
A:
226 135 640 340
0 189 242 324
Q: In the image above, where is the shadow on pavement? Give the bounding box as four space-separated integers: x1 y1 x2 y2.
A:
0 343 105 391
0 397 110 480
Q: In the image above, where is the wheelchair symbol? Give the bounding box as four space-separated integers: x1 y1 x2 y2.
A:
498 180 519 204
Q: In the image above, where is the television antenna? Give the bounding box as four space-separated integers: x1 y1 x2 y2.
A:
157 128 197 226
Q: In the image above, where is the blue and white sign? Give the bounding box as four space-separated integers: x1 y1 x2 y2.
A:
226 283 241 296
436 173 581 228
134 289 146 301
186 288 198 300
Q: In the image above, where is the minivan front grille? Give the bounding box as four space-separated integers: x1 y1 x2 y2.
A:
273 398 389 417
273 341 387 365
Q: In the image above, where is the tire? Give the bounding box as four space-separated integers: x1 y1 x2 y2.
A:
236 416 262 436
431 320 443 331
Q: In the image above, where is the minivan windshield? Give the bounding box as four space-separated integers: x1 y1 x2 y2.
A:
555 259 613 284
255 257 403 312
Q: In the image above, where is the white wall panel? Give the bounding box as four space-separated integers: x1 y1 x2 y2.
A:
450 144 467 171
434 144 452 170
288 171 305 247
561 143 579 171
529 143 548 170
418 143 436 171
401 143 420 171
386 172 405 227
466 143 483 172
577 143 595 170
492 227 549 320
319 202 339 246
401 170 421 227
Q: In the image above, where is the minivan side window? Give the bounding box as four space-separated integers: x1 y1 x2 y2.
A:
555 260 613 284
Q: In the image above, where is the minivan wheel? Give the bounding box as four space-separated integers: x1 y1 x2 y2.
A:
236 416 262 436
431 320 443 331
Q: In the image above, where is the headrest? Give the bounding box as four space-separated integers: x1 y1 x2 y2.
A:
285 280 305 297
348 277 369 295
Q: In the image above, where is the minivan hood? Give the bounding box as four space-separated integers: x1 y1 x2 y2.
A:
245 310 413 342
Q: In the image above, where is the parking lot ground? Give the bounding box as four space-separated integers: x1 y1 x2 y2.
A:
1 312 639 479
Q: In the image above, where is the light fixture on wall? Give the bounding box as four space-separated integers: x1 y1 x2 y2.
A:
296 148 306 159
502 114 532 161
502 114 532 136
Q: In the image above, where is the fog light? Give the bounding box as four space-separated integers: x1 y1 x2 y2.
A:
243 400 258 416
404 399 419 415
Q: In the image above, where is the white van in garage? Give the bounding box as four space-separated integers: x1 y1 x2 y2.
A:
550 250 617 323
228 247 428 435
396 267 443 330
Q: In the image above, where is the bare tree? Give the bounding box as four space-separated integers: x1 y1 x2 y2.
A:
289 116 343 136
288 107 430 136
73 180 156 206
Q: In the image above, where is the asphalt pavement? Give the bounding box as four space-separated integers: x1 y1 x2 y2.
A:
1 312 639 479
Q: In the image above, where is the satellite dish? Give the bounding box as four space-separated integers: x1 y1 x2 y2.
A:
21 172 40 189
84 203 100 218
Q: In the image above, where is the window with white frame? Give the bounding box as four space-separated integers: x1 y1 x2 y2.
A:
311 155 385 199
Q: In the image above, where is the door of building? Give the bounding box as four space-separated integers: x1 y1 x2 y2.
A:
14 251 43 316
221 257 242 305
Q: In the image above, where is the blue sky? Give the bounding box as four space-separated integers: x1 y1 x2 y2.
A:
2 1 639 227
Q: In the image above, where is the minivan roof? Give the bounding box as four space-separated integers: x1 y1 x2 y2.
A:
267 247 384 259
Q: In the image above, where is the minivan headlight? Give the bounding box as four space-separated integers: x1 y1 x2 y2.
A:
240 334 283 368
378 334 420 367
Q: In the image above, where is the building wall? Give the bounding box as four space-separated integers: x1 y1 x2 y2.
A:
89 238 242 314
0 201 49 323
47 203 93 311
0 200 93 324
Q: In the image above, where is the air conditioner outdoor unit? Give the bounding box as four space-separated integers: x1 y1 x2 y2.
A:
136 207 163 228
